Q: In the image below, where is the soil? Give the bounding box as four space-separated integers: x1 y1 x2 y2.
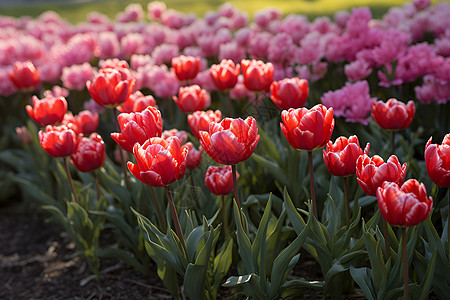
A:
0 201 367 300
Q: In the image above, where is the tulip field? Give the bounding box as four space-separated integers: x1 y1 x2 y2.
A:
1 0 450 299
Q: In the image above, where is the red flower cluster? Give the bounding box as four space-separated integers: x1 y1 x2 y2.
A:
171 55 201 81
210 59 240 91
71 133 105 172
173 85 211 113
372 98 415 130
26 95 68 127
204 165 238 195
270 77 309 110
425 134 450 187
188 110 222 140
8 61 40 91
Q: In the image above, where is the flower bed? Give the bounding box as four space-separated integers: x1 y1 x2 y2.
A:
1 0 449 299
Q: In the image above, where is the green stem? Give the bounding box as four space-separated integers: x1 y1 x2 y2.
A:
93 170 102 200
222 195 229 237
344 176 350 228
149 186 167 233
63 157 79 204
232 164 240 210
391 131 396 156
383 217 391 260
402 227 409 300
308 151 318 219
166 186 187 257
189 169 199 209
113 109 131 190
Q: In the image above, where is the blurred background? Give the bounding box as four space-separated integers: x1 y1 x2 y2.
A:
0 0 441 23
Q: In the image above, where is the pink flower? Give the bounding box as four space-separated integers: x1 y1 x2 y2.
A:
120 33 145 58
218 41 246 63
253 7 282 28
147 1 166 21
268 33 295 65
145 65 179 98
95 32 120 59
151 43 179 66
188 110 222 140
345 59 372 81
117 91 156 113
116 3 144 23
321 80 376 124
185 142 203 169
162 129 188 145
61 63 95 90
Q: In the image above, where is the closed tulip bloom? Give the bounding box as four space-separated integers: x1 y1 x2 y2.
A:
356 154 407 196
171 55 201 81
270 77 309 110
210 59 240 90
185 142 203 169
240 59 274 92
111 106 163 153
188 110 222 140
377 180 433 227
117 91 156 113
372 98 415 130
173 85 211 113
281 104 335 151
127 136 188 187
15 126 33 144
70 133 105 172
26 95 68 127
424 134 450 187
86 68 135 108
38 125 78 157
74 110 99 136
8 61 40 91
199 117 260 165
323 136 370 177
205 165 239 195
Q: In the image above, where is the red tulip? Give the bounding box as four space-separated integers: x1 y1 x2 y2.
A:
240 59 274 92
323 136 370 177
372 98 415 130
38 125 78 157
8 61 40 91
424 134 450 187
356 154 407 196
171 55 201 81
199 117 260 165
70 133 105 172
127 136 188 187
173 85 211 113
209 59 240 90
86 68 135 108
111 106 163 153
281 104 335 151
75 110 99 136
162 129 188 145
185 142 203 170
204 165 239 195
188 110 222 140
270 77 309 110
376 179 433 227
117 91 156 113
26 95 68 127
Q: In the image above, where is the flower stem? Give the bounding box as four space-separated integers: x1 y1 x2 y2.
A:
63 157 79 204
232 164 240 210
402 227 409 300
448 188 449 263
149 186 166 233
382 218 391 260
344 176 350 227
93 170 102 200
166 186 187 257
308 151 318 219
222 195 229 237
189 169 199 209
113 109 131 190
391 131 395 156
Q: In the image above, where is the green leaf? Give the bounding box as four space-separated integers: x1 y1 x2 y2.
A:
252 153 289 187
233 199 254 273
349 266 375 300
415 250 437 300
269 216 312 299
223 273 266 299
97 247 147 274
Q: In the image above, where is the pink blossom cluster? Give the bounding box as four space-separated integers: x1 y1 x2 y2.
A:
321 81 376 124
0 1 449 108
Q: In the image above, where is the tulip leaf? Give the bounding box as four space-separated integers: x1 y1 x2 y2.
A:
233 198 255 273
97 247 147 275
269 215 312 299
415 249 437 300
349 266 375 300
223 274 266 299
283 187 307 234
251 153 289 187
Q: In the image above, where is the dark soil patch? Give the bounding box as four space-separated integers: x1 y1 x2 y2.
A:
0 203 172 300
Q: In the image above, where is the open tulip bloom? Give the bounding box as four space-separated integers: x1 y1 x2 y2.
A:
281 104 335 218
199 116 260 209
376 179 433 300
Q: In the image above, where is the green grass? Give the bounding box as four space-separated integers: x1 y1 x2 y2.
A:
0 0 443 24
